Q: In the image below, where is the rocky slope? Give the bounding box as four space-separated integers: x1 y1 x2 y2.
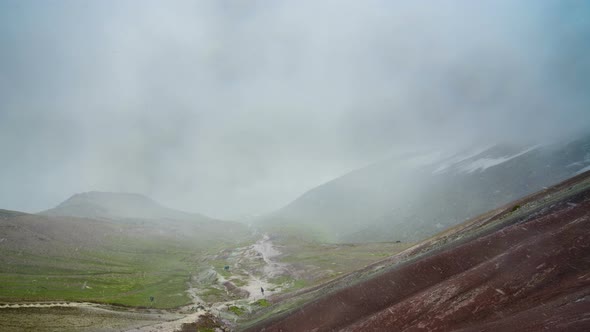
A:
243 171 590 331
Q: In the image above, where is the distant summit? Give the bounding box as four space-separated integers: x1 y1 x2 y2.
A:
41 191 208 221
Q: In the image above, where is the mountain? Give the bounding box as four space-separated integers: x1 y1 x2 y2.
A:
1 210 127 257
1 194 252 307
259 134 590 243
243 170 590 331
41 191 206 221
3 191 252 264
38 191 250 248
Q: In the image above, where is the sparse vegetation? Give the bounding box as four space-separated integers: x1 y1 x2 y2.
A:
0 228 249 309
231 278 248 287
0 249 195 308
273 236 412 287
228 305 245 316
198 287 227 303
177 312 222 332
251 299 270 307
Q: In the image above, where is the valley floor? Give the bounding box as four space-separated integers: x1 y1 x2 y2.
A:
0 234 284 332
1 231 407 331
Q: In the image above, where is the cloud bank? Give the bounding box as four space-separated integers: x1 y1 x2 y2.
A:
1 0 589 218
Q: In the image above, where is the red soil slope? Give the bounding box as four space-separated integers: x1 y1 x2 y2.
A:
246 172 590 331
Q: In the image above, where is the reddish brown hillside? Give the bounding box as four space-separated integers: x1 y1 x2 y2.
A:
245 172 590 332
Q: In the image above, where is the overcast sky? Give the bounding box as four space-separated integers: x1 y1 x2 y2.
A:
1 0 589 218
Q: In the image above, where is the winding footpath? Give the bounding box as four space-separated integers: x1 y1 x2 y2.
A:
0 234 284 332
125 233 284 331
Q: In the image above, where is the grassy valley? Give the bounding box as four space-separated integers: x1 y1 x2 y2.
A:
0 196 252 309
0 195 412 331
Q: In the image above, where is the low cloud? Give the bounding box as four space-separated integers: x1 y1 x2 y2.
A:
1 0 589 217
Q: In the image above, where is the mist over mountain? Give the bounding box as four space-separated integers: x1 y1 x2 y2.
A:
38 191 249 243
260 134 590 242
41 191 210 222
1 1 590 217
1 2 590 331
1 192 251 279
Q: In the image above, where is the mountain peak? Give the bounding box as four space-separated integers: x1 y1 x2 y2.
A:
42 191 203 221
59 191 158 208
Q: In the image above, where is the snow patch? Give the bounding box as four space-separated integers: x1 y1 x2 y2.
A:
432 146 493 174
458 146 538 174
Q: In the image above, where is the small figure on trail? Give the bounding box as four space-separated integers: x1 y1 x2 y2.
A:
261 287 264 295
149 296 154 302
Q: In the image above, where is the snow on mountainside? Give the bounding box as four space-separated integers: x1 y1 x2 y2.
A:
258 134 590 243
439 145 540 174
431 146 493 175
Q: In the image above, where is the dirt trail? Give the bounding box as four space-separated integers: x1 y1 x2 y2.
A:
241 234 287 300
0 234 285 332
125 309 207 332
0 297 204 332
0 302 100 309
128 233 285 331
0 301 186 332
252 234 288 277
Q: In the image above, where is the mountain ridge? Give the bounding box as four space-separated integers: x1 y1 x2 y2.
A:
242 170 590 331
40 191 214 223
257 134 590 243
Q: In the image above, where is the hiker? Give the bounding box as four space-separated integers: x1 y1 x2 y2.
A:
261 287 264 295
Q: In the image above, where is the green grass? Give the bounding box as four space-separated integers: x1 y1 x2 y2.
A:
230 278 248 287
0 237 233 308
0 213 259 311
289 279 308 291
199 287 227 303
228 305 245 316
251 299 270 307
0 250 195 308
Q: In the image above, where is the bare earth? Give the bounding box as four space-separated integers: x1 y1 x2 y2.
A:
244 172 590 332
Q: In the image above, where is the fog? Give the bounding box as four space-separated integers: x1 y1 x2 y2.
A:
1 0 589 218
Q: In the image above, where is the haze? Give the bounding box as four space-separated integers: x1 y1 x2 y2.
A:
1 0 589 218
